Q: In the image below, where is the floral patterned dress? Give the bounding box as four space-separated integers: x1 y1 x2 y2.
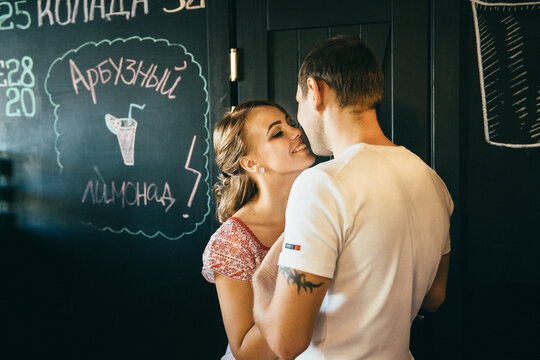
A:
202 217 270 283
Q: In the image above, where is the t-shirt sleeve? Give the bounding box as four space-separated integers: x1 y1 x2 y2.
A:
201 227 256 283
441 192 454 255
278 169 345 279
432 171 454 256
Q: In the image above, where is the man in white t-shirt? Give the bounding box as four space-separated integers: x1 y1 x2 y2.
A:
252 37 453 360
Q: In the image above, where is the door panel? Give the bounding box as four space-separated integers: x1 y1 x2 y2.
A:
267 0 391 30
236 0 268 101
268 24 391 138
392 1 430 162
298 28 328 67
237 0 429 162
269 30 298 117
329 25 360 38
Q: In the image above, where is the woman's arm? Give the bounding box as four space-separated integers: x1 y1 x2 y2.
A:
214 273 277 360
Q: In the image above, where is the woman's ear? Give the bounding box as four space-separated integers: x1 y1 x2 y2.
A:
239 156 258 174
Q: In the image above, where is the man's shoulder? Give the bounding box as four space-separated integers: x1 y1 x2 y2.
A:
296 160 341 187
290 162 348 207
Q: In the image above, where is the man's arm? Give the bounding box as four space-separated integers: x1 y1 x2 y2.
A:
253 261 330 360
252 169 338 359
421 253 450 312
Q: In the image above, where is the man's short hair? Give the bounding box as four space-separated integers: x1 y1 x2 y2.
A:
298 36 384 110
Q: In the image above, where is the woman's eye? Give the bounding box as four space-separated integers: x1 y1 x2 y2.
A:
272 131 283 138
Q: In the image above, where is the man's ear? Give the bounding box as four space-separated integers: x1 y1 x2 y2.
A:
239 156 258 174
306 77 325 111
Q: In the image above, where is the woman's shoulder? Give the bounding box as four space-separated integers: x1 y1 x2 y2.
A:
202 217 266 283
211 217 258 247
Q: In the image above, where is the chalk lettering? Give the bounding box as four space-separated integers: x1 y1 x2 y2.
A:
89 0 105 21
5 88 21 116
2 56 36 117
145 65 160 88
160 70 182 99
108 57 123 85
86 67 99 102
81 176 176 212
125 181 138 206
0 0 31 30
134 61 152 87
20 56 35 87
37 0 54 26
120 58 137 85
0 1 15 30
55 0 72 25
163 0 205 13
0 60 6 87
38 0 149 27
97 59 112 83
106 0 129 20
131 0 148 16
70 0 86 23
111 181 125 204
69 58 96 103
6 59 20 86
69 57 187 104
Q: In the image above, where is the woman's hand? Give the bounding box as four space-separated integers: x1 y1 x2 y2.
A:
252 233 284 330
253 233 284 298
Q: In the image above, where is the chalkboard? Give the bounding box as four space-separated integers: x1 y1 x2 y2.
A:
1 1 227 358
1 0 211 237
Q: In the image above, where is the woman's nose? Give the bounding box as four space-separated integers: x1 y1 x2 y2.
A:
290 126 302 139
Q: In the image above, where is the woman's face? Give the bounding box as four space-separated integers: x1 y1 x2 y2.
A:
244 105 315 176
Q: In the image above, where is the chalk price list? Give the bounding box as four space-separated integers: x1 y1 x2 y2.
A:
0 56 36 117
0 0 31 30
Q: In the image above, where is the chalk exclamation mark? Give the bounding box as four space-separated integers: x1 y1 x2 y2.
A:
183 135 201 218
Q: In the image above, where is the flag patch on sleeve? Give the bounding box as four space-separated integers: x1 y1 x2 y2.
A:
284 243 301 251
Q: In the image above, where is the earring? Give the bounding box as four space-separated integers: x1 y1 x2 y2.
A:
259 166 265 174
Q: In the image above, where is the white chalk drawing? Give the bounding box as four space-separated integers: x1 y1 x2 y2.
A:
44 37 211 240
105 103 145 166
183 135 201 219
471 0 540 148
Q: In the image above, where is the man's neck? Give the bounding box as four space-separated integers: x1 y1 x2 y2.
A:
325 107 395 157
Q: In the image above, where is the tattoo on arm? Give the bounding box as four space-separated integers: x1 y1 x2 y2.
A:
278 267 323 294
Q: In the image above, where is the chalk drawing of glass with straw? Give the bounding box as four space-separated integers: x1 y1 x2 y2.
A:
105 103 145 166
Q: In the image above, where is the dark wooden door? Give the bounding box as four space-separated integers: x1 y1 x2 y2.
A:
235 0 430 162
231 1 462 359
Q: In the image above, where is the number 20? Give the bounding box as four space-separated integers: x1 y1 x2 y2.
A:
6 88 35 117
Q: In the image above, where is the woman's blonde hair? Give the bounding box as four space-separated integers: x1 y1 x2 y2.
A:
213 100 290 223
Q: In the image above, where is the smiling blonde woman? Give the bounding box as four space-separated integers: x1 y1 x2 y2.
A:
202 100 315 360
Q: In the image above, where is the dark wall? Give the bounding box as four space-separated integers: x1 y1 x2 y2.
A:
1 1 227 359
460 0 540 358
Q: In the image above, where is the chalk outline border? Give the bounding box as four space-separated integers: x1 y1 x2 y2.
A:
471 0 540 148
44 36 211 240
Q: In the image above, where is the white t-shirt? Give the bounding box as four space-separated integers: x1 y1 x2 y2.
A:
279 144 453 360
